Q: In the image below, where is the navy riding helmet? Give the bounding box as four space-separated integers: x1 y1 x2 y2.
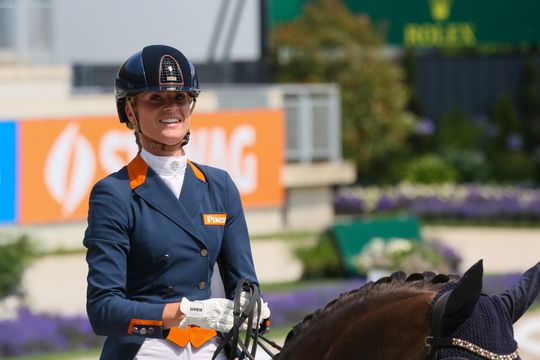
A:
114 44 201 124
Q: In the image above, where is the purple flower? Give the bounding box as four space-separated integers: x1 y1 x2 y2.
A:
264 274 532 331
506 134 523 151
376 195 400 212
430 242 462 272
482 273 523 295
265 280 365 327
415 118 435 136
334 195 364 214
409 197 450 218
334 185 540 222
0 308 102 357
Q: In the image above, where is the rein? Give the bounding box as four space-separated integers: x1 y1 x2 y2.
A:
213 279 283 360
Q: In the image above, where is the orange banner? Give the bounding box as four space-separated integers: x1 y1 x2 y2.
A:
188 110 284 208
18 110 284 224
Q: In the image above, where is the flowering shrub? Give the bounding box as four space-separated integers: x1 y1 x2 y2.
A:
0 235 35 299
354 237 460 274
335 183 540 221
0 307 102 357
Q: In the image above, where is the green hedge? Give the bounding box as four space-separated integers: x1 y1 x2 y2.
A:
0 235 36 299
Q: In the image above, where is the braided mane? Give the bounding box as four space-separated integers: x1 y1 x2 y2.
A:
283 271 459 347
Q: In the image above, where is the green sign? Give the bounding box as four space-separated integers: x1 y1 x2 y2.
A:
270 0 540 47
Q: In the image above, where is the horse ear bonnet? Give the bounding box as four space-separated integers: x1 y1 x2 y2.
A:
431 260 519 358
439 260 483 335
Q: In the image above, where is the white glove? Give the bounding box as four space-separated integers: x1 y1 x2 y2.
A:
239 291 271 330
178 294 271 333
179 297 236 332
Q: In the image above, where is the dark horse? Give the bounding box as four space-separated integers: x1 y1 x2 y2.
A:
263 260 540 360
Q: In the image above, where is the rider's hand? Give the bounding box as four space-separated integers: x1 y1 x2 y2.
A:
239 291 271 330
179 297 236 332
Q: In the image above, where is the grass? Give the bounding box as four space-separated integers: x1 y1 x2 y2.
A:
261 277 351 292
423 218 540 228
251 230 318 242
267 324 291 340
36 230 318 258
335 213 540 228
39 247 86 256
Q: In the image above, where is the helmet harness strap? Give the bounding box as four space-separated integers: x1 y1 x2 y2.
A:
126 96 197 152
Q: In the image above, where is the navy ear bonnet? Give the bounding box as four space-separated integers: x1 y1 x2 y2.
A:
431 286 518 359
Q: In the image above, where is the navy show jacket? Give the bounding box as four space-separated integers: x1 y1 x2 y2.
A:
84 154 258 359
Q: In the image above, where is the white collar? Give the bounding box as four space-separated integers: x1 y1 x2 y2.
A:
140 148 187 176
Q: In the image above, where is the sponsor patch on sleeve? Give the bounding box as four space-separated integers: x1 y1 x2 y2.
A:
202 213 227 226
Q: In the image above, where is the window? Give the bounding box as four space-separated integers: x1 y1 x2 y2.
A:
0 0 14 49
28 0 53 50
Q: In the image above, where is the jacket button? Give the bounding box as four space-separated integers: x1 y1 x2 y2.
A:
140 328 147 335
133 327 139 334
198 281 206 290
159 254 170 264
148 327 155 335
200 249 208 257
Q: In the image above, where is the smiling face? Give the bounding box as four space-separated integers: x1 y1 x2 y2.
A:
125 91 194 156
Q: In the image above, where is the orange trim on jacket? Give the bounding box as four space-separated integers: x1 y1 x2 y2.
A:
126 155 214 347
127 319 162 334
128 155 206 189
188 160 207 183
167 327 217 348
127 154 148 190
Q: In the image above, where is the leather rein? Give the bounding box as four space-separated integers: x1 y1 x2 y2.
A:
213 279 282 360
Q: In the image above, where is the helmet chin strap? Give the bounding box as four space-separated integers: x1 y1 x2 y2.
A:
137 131 184 152
126 98 196 153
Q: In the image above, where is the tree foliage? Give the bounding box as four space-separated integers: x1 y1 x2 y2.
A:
271 0 416 178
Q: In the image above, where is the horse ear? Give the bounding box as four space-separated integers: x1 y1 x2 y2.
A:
441 260 483 336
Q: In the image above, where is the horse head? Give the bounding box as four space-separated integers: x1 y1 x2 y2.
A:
426 259 533 359
276 260 540 360
277 271 455 359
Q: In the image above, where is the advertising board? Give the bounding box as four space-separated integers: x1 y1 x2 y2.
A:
1 110 284 224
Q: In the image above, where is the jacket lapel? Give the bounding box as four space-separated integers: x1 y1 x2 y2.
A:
128 154 205 244
180 162 207 219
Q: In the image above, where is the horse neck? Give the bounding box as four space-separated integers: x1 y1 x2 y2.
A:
278 290 435 360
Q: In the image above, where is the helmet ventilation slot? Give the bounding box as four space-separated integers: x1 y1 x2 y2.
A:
159 55 183 86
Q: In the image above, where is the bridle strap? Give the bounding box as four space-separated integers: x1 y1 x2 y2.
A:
213 279 282 360
425 337 520 360
426 290 452 359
